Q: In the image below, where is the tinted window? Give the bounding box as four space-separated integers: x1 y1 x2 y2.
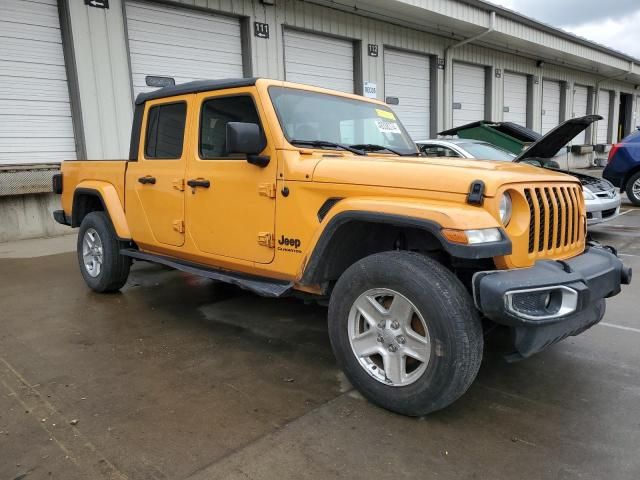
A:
420 144 461 158
200 96 261 158
145 102 187 159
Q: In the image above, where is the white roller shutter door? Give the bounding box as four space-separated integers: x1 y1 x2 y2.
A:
283 30 354 93
503 72 527 126
125 1 244 98
384 49 430 140
573 85 589 144
453 63 486 127
635 96 640 130
596 89 612 144
0 0 76 165
541 80 561 135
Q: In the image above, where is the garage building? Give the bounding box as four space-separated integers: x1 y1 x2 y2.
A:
2 0 640 242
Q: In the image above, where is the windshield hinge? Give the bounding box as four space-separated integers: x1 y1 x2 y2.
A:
173 219 185 233
172 179 185 191
258 183 277 198
258 232 275 248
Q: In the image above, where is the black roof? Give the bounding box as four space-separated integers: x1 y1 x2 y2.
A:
134 78 260 105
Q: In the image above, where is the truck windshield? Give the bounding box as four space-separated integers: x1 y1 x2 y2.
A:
269 86 419 155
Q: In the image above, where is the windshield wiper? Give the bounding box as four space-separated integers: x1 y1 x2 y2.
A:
349 143 418 157
289 139 367 156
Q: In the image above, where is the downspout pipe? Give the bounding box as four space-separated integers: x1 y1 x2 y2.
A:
443 11 496 130
591 60 634 146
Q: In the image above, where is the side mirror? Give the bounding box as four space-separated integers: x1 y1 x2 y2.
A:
226 122 269 167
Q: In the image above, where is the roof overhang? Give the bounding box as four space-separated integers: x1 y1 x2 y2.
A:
308 0 640 84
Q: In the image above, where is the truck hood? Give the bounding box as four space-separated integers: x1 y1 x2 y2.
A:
312 154 577 196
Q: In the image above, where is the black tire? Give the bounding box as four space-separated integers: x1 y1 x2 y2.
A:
328 251 483 416
625 171 640 206
77 211 130 293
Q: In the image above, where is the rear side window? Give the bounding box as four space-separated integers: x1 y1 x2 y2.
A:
200 96 261 159
145 102 187 159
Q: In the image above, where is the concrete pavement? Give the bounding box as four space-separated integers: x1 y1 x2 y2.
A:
1 208 639 480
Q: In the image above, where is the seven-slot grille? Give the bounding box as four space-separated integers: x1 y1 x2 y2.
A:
524 185 584 255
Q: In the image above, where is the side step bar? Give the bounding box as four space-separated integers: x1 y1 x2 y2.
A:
120 249 293 298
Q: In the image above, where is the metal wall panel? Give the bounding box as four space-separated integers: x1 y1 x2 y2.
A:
572 85 589 144
502 72 527 126
0 0 76 165
597 89 612 144
125 0 244 98
384 49 430 140
452 62 485 127
283 29 354 93
635 95 640 130
541 79 561 134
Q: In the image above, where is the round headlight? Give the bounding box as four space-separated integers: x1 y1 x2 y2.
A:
499 192 512 226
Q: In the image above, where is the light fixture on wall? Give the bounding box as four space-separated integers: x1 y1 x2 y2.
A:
536 60 545 68
261 0 275 5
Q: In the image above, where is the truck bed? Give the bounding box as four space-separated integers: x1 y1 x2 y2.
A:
60 161 128 215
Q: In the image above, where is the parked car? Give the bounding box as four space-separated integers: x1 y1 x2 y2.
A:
417 120 621 225
52 83 630 417
603 128 640 206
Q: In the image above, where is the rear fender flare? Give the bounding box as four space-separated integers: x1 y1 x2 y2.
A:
72 181 131 240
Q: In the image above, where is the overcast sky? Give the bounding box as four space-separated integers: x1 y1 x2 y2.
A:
489 0 640 58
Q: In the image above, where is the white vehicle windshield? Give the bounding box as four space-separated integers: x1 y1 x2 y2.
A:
460 142 516 161
269 86 419 155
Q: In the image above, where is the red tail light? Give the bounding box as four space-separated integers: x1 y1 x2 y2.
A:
608 143 620 164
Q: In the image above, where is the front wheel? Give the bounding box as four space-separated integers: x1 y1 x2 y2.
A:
328 251 483 416
625 171 640 206
77 211 130 293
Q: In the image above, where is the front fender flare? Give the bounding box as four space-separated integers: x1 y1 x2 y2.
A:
300 197 510 284
73 181 131 240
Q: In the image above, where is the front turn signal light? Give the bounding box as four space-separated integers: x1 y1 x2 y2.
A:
442 227 502 245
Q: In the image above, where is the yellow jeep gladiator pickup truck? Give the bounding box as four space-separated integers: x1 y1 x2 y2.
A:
53 78 631 416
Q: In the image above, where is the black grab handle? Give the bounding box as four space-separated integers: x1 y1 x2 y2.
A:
138 176 156 185
187 179 210 188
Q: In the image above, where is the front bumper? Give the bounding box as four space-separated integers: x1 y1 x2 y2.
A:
585 192 621 225
473 246 631 359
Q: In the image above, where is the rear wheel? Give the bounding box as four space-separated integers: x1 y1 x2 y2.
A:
77 211 130 292
328 251 483 416
625 171 640 206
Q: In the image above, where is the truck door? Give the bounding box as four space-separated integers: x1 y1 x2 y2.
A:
125 95 191 249
185 90 276 264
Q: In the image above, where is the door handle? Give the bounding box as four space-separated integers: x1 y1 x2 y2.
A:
138 176 156 185
187 179 210 188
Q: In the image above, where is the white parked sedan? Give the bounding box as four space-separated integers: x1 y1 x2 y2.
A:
416 138 620 226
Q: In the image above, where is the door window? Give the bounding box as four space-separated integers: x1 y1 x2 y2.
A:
144 102 187 159
200 96 262 159
420 145 461 158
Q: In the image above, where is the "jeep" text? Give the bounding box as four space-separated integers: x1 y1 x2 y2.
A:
278 235 301 249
